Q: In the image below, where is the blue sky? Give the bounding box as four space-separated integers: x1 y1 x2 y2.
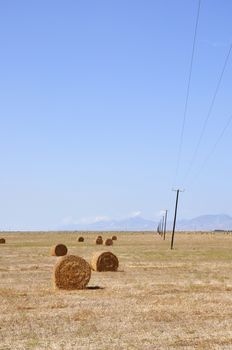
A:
1 0 232 230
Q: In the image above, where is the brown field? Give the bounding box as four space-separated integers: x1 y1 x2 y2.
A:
1 231 232 349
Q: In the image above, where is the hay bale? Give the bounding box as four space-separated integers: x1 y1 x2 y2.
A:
112 235 117 241
97 235 102 239
96 237 103 245
53 255 91 290
51 244 68 256
0 238 5 244
78 236 84 242
105 238 113 246
91 251 119 272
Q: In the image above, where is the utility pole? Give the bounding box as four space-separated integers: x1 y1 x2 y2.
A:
171 189 184 249
163 210 168 240
161 215 164 237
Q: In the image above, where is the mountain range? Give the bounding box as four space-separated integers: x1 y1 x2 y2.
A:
59 214 232 231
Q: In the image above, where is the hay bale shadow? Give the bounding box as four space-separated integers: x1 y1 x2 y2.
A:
86 286 104 290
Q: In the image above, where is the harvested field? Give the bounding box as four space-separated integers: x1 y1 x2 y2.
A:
1 231 232 349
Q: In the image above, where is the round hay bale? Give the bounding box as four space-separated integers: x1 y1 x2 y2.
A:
51 244 68 256
78 236 84 242
97 235 102 239
0 238 5 244
96 237 103 245
91 251 119 272
112 235 117 241
105 238 113 246
53 255 91 290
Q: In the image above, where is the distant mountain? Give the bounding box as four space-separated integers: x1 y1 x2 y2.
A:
59 214 232 231
60 216 156 231
177 214 232 231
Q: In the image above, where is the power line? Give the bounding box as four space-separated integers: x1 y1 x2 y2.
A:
174 0 202 185
187 112 232 186
182 42 232 184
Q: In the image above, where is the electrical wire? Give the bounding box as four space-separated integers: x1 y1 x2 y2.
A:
182 42 232 184
173 0 202 186
187 112 232 186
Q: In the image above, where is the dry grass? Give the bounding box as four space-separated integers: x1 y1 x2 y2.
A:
1 231 232 349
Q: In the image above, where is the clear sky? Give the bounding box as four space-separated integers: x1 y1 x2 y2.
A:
1 0 232 230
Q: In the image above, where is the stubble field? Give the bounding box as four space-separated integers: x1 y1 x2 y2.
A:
1 231 232 350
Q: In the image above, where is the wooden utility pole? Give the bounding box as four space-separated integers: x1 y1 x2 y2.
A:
161 215 164 237
163 210 168 240
171 189 184 249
